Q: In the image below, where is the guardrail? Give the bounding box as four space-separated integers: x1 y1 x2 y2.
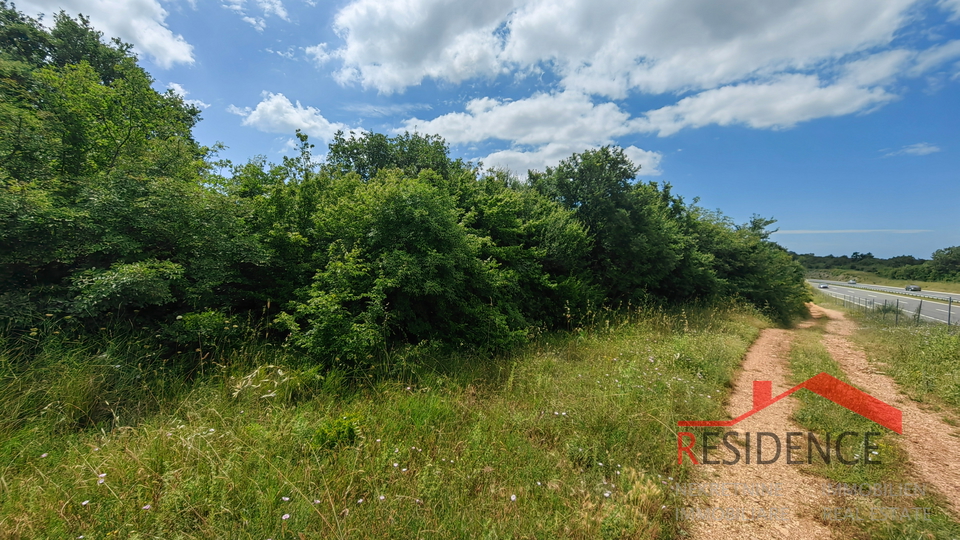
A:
806 280 956 303
812 287 955 327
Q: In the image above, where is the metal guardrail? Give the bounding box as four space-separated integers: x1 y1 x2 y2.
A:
806 280 955 303
812 287 955 326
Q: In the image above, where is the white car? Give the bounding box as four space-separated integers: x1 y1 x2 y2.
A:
818 284 829 289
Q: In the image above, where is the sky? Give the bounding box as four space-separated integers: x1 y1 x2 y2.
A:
18 0 960 258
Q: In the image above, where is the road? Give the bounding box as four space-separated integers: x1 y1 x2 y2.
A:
808 281 958 325
808 279 959 303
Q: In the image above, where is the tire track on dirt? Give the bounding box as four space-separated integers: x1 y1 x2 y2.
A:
686 328 836 539
811 303 960 515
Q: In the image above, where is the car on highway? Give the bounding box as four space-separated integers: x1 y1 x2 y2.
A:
847 279 857 284
818 284 829 289
905 285 921 291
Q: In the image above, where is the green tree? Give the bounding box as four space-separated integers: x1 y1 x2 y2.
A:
931 246 960 278
530 147 699 302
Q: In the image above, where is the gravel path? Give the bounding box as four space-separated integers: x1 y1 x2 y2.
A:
686 327 836 539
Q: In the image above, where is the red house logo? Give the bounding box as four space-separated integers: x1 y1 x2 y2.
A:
678 372 902 434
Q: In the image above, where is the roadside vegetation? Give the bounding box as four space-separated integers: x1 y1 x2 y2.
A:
790 301 960 538
0 5 816 538
797 249 960 290
0 303 766 538
834 303 960 413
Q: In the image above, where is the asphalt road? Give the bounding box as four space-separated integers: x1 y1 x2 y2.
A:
808 282 958 325
808 279 959 303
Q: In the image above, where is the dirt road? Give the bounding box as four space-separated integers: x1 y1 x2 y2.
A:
684 304 960 539
685 327 836 539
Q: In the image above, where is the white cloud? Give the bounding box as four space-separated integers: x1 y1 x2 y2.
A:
331 0 514 93
242 16 266 32
636 75 896 136
305 43 335 65
167 82 211 109
401 91 662 174
20 0 194 68
257 0 288 20
222 0 288 30
480 143 661 176
909 40 960 76
403 92 634 146
329 0 956 174
228 92 348 141
327 0 920 96
941 0 960 21
343 102 432 118
266 47 295 59
884 143 941 157
841 50 913 87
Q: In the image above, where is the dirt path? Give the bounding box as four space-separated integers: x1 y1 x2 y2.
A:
686 328 837 539
811 303 960 514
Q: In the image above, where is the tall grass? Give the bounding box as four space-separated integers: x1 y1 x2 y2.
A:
1 303 764 539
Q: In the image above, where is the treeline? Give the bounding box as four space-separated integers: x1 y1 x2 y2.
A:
793 248 960 282
0 4 808 366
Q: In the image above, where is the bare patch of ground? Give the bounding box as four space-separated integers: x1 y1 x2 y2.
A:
686 328 837 539
811 303 960 515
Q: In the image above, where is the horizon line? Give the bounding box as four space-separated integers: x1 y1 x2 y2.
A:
773 229 933 235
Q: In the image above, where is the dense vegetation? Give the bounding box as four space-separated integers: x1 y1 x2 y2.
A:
794 248 960 282
0 3 808 367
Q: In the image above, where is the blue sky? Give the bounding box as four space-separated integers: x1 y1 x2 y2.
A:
20 0 960 258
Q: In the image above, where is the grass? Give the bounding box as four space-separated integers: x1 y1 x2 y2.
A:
0 303 766 539
787 301 960 539
853 321 960 410
806 269 960 295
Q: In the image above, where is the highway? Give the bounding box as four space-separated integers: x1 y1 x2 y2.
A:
808 281 958 325
808 279 959 303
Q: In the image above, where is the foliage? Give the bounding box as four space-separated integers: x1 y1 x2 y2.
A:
276 169 528 364
71 259 184 314
0 301 767 539
1 3 810 366
794 247 960 283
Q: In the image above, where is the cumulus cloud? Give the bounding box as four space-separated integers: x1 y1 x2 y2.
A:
884 143 941 157
228 92 348 141
20 0 194 68
636 75 896 136
167 82 211 109
480 143 661 176
331 0 514 92
402 91 662 174
403 92 634 146
327 0 957 173
327 0 922 96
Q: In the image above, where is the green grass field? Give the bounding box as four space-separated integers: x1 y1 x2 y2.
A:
0 304 766 539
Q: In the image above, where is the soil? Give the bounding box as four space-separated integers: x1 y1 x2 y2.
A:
685 328 837 539
684 304 960 539
811 303 960 514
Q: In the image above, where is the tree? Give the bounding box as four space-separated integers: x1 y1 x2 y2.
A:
530 147 698 301
931 246 960 277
